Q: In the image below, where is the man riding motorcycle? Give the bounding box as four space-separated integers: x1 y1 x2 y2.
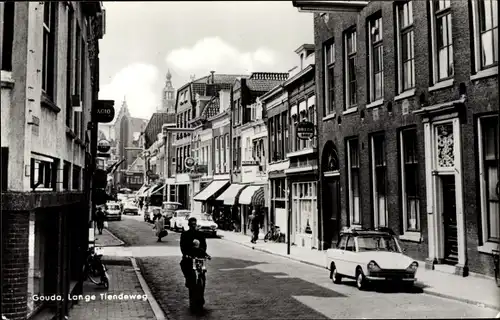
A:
180 217 210 288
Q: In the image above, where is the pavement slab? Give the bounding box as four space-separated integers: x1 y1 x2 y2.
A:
100 215 498 319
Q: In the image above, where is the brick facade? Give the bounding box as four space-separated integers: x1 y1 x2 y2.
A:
304 0 499 276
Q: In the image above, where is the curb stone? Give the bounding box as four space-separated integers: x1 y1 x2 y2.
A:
221 235 500 311
102 227 126 246
131 257 168 320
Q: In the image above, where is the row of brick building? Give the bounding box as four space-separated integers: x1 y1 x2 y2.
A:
139 0 498 279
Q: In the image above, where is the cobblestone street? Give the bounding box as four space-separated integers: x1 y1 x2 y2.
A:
102 216 499 319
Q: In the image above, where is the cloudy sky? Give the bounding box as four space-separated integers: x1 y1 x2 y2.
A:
98 1 313 120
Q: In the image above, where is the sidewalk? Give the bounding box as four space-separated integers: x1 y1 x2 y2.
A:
218 230 500 311
68 256 165 320
95 228 125 247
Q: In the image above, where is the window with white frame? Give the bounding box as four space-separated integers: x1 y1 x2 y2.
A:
371 134 388 227
225 134 230 173
347 138 361 225
214 137 220 173
471 0 498 72
324 40 335 115
344 28 357 109
400 128 420 232
246 137 251 160
42 2 57 100
478 116 499 244
396 1 415 93
367 15 384 102
430 0 454 83
30 157 57 191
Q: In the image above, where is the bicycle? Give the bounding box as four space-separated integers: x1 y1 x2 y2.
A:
82 246 109 289
264 224 281 242
186 254 211 311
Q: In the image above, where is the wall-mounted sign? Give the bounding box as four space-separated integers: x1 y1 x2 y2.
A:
296 121 315 140
92 100 115 123
185 157 196 169
97 139 111 153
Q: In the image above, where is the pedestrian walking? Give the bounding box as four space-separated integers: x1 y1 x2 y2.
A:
250 210 260 244
95 206 105 235
152 211 168 242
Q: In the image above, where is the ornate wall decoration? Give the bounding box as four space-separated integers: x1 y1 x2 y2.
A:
436 124 454 167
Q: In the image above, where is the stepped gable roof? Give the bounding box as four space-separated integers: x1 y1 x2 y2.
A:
246 72 289 93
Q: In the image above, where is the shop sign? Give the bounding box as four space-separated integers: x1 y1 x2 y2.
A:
296 121 315 140
92 100 115 123
185 157 196 169
97 139 111 153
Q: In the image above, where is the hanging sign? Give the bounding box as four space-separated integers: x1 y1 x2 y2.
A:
97 139 111 153
296 121 315 140
185 157 196 169
92 100 115 123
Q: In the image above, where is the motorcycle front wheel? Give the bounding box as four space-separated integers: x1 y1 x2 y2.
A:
189 274 206 310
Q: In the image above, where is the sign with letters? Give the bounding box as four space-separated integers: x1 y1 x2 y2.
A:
97 139 111 153
296 121 315 140
185 157 196 169
92 100 115 123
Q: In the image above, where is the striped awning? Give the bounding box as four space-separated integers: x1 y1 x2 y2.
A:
138 186 152 197
148 183 166 196
238 185 265 206
216 183 247 205
194 180 229 202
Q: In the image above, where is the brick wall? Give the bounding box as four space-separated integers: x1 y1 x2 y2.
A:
2 210 30 320
313 0 498 275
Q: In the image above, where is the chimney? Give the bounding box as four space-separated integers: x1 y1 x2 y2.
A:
210 71 215 84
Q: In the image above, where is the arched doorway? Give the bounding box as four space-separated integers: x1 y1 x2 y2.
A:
321 141 340 249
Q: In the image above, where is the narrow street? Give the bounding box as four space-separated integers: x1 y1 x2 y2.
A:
105 215 498 319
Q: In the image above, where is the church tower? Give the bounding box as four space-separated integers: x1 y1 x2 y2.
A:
159 69 176 113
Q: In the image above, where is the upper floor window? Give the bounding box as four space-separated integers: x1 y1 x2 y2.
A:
2 1 14 71
323 40 335 116
471 0 498 72
30 156 57 191
367 15 384 102
42 2 57 99
344 28 357 109
399 127 420 233
346 138 360 225
430 0 454 83
395 1 415 93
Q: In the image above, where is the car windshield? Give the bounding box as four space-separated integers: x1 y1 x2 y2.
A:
357 235 400 252
165 204 179 210
196 214 213 221
107 205 120 210
177 211 190 218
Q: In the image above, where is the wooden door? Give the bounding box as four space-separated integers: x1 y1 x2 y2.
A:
441 175 458 265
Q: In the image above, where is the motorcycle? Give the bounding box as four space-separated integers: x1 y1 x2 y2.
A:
83 246 109 289
186 255 211 311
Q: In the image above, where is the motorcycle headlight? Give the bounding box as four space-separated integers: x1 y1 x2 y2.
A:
367 260 381 272
211 225 217 229
406 261 419 272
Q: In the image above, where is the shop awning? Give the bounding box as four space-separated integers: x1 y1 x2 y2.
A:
138 185 151 197
148 183 166 196
216 183 247 205
136 184 147 195
238 185 265 205
194 180 229 202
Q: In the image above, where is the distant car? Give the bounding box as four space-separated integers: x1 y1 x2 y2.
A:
170 210 191 231
161 201 182 226
178 213 218 237
104 202 122 221
123 201 139 215
326 227 418 290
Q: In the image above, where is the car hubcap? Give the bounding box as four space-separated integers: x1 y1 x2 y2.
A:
357 274 362 287
333 269 337 278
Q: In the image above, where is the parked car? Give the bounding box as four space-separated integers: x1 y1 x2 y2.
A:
177 213 218 237
161 201 182 226
326 227 418 290
104 202 122 221
123 200 139 215
170 210 191 231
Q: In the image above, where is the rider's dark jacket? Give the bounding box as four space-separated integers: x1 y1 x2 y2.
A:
180 229 207 257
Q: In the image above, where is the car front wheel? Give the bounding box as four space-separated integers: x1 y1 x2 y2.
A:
356 268 368 291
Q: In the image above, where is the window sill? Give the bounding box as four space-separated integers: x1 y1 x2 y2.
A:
1 70 14 88
478 242 499 254
66 127 77 140
428 79 454 93
342 107 358 115
41 93 61 113
470 66 498 81
400 232 422 243
366 99 384 109
322 113 336 121
394 88 416 102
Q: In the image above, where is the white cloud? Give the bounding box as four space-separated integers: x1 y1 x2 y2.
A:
165 37 277 75
99 63 159 120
